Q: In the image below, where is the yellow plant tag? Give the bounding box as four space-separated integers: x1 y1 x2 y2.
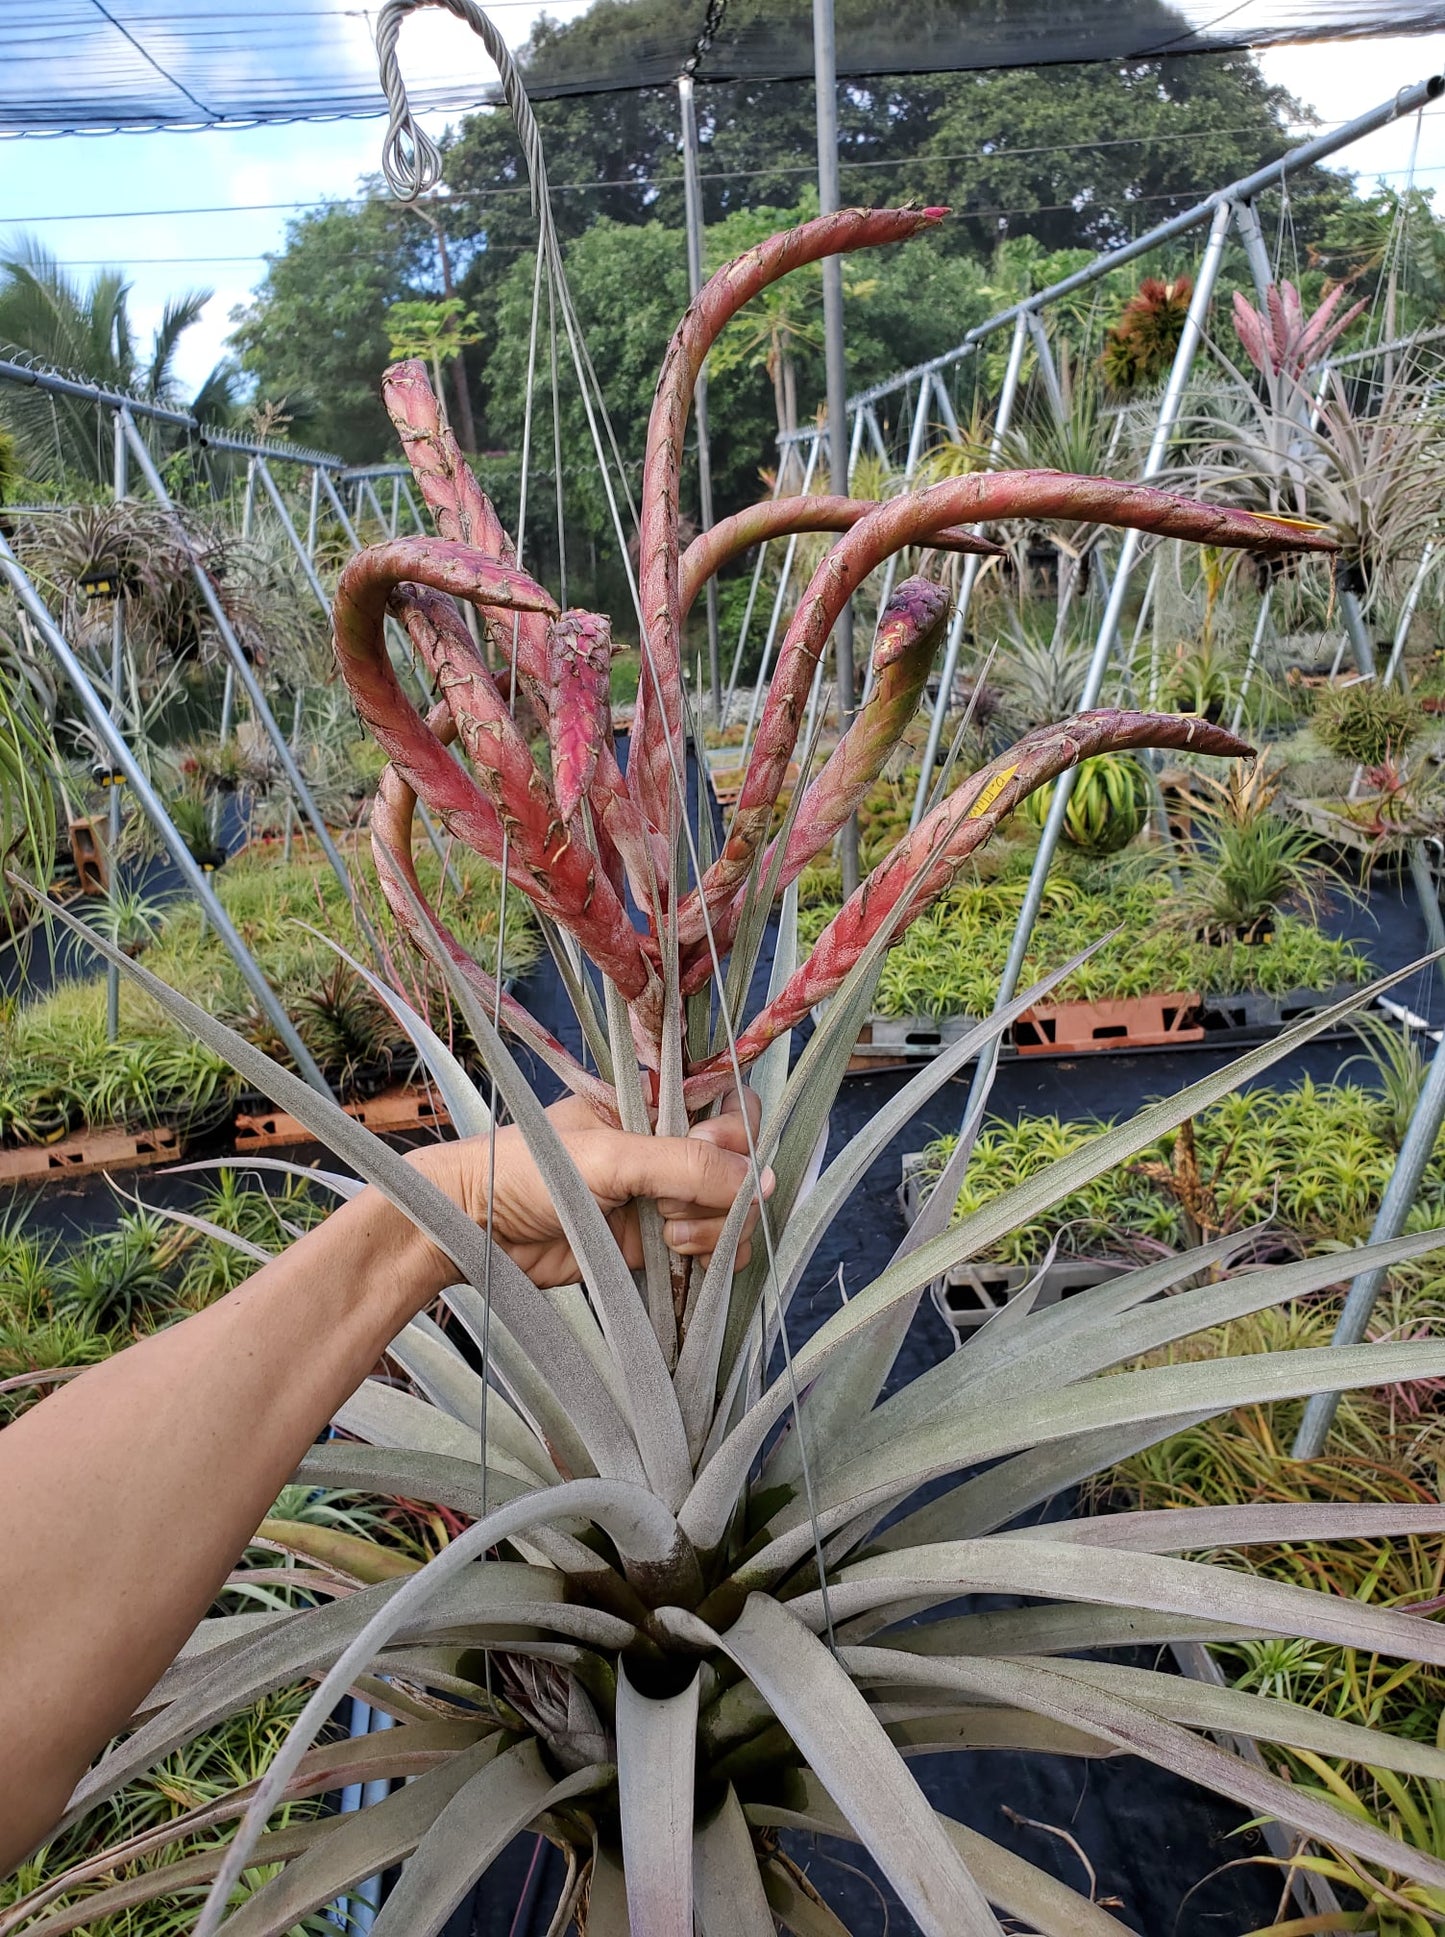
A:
967 765 1017 819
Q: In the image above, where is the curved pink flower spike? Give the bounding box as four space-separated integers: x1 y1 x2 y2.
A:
677 495 1001 620
677 472 1334 948
369 713 622 1124
336 543 657 1012
684 710 1252 1105
684 575 952 982
382 358 552 700
632 203 948 835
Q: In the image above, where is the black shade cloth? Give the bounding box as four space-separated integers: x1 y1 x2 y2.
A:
3 0 1443 136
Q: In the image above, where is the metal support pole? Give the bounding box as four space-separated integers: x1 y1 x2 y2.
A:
871 377 938 633
1230 581 1275 735
962 200 1237 1125
813 0 858 894
106 413 127 1041
1384 542 1437 687
1293 1014 1445 1458
0 530 330 1092
305 467 321 560
399 479 427 535
1232 196 1277 305
1339 580 1379 678
739 434 821 765
931 369 962 444
120 410 371 943
363 478 392 538
241 456 258 540
911 309 1031 827
390 476 401 539
1025 310 1066 420
255 456 332 617
679 72 722 728
319 466 366 550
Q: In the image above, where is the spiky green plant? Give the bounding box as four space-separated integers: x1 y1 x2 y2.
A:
1019 751 1153 856
19 150 1445 1937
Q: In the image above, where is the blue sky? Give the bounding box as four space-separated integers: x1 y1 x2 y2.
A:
3 18 1443 398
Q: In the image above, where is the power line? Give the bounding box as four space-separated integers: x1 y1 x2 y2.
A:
4 110 1437 229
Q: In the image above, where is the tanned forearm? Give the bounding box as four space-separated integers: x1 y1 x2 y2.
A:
0 1102 765 1870
0 1185 446 1866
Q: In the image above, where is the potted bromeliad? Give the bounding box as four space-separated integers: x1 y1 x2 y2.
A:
23 200 1445 1937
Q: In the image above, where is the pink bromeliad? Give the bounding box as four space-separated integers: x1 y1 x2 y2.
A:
332 207 1335 1119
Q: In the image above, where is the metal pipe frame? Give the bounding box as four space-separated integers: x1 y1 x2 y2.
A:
105 411 127 1042
0 527 329 1091
679 71 723 727
120 409 375 951
844 70 1443 416
959 198 1237 1130
738 431 822 766
910 309 1031 827
1293 1014 1445 1458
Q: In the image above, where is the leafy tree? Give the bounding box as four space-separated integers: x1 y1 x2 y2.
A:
384 295 482 440
228 196 438 463
0 241 237 484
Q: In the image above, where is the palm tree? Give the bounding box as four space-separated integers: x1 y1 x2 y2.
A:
0 239 239 484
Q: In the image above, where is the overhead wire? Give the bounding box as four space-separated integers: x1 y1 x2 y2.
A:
377 0 842 1648
12 111 1445 228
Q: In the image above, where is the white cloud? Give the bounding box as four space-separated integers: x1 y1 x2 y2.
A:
5 19 1443 402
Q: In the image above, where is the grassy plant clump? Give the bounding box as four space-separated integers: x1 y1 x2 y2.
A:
0 843 539 1144
1314 681 1423 769
1019 751 1154 856
800 857 1369 1021
916 1078 1445 1265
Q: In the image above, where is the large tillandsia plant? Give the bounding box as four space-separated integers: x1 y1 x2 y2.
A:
20 211 1445 1937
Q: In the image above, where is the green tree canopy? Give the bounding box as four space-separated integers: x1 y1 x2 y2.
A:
228 196 439 462
0 241 237 484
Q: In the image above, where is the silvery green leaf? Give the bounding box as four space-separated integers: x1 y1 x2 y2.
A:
693 1786 774 1937
842 1648 1445 1894
68 1562 572 1825
748 878 798 1135
849 1226 1445 1472
297 919 493 1138
165 1154 364 1198
800 1337 1445 1529
617 1661 700 1936
686 957 1439 1550
662 1597 1004 1936
190 1479 687 1937
35 890 644 1487
1006 1655 1445 1782
793 1535 1445 1668
370 1741 609 1937
869 1414 1218 1556
218 1736 505 1937
882 1602 1259 1659
1015 1499 1445 1554
748 1771 1133 1937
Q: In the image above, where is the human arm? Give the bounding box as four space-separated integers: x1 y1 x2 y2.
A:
0 1097 768 1867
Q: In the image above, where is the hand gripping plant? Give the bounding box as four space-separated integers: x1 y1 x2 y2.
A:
29 212 1445 1937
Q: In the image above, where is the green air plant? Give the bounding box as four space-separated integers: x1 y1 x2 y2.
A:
25 191 1445 1937
1019 751 1153 856
1314 680 1423 769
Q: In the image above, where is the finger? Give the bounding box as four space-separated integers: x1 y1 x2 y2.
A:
662 1213 731 1256
547 1094 606 1135
609 1133 774 1220
689 1089 763 1155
